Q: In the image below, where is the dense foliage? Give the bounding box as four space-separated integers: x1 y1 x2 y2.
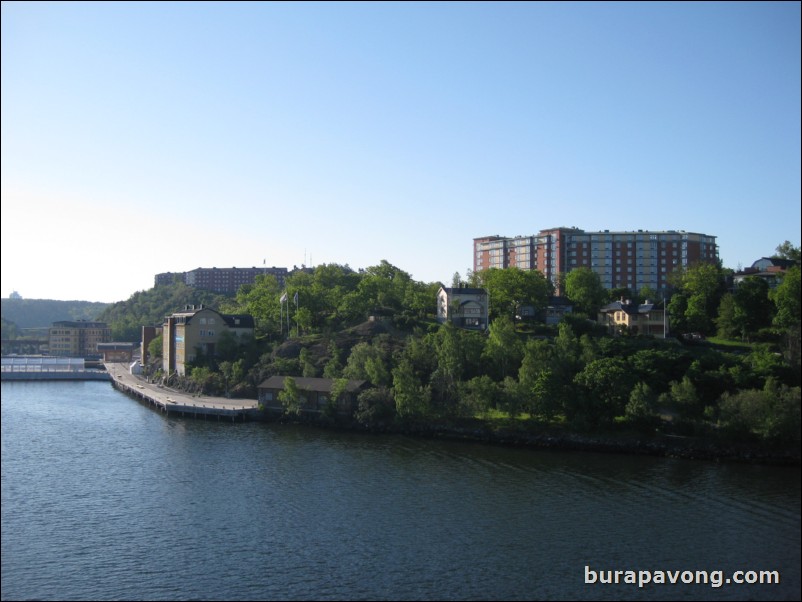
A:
96 282 230 341
134 251 801 451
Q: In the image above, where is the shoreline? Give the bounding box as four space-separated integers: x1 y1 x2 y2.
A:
261 412 802 466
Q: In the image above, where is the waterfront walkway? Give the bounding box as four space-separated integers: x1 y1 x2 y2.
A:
105 362 259 422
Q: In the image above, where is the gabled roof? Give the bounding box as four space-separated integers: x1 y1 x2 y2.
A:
258 376 367 393
599 300 663 315
165 306 254 329
221 314 255 329
438 286 488 296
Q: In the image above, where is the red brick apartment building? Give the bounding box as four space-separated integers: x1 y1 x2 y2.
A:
474 227 718 295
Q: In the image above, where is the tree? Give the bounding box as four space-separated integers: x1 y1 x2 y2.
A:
147 334 163 361
774 241 801 263
573 357 635 424
730 277 774 340
625 382 658 428
278 376 302 415
343 340 391 387
322 341 343 378
325 378 351 417
518 339 554 387
482 315 523 379
392 358 431 418
475 267 552 321
457 375 497 417
716 293 740 339
770 265 801 368
529 368 562 420
233 274 283 336
668 376 701 418
431 323 465 405
564 268 607 317
670 263 727 335
299 348 318 377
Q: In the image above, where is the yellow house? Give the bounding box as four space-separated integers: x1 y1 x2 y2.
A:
162 305 254 375
598 300 668 338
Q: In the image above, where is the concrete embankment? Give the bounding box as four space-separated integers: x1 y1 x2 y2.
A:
105 362 259 422
1 371 111 381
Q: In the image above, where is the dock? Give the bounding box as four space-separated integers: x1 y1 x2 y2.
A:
105 362 259 422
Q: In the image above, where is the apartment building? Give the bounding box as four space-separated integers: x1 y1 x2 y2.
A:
162 305 255 376
474 227 718 295
155 266 289 294
48 320 112 358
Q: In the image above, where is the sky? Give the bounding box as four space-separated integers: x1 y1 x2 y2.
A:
2 1 800 303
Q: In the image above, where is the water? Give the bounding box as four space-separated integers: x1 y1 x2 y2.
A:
2 381 800 601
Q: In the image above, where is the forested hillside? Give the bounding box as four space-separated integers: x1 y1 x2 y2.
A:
97 282 232 341
0 298 110 330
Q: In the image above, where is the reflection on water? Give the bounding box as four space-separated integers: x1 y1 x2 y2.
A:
2 381 800 601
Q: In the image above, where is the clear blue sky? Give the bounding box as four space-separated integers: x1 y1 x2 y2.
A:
2 1 799 303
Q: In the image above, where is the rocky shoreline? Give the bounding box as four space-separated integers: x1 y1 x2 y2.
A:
421 425 802 466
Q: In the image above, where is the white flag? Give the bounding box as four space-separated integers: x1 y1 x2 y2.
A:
280 292 288 304
293 291 299 304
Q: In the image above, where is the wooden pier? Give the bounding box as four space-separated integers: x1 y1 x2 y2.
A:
105 363 259 422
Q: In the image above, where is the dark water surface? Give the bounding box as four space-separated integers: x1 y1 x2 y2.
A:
2 381 799 601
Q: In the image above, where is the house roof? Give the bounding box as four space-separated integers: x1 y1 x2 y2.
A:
439 286 488 296
258 376 367 393
751 257 796 270
599 300 663 315
221 314 255 329
165 306 254 329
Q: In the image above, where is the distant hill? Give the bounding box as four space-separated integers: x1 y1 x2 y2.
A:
1 298 111 330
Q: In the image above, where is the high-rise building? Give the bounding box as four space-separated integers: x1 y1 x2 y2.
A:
474 227 718 295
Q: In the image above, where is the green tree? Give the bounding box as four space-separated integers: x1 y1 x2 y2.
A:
354 387 396 425
731 277 774 340
670 263 727 335
325 377 351 417
529 368 562 420
278 376 302 415
773 241 801 263
299 348 318 377
564 268 607 317
392 358 431 418
147 333 163 361
482 315 523 379
573 357 634 424
638 286 659 304
716 293 740 339
475 267 552 321
457 375 497 417
668 376 701 418
233 274 283 336
719 381 800 444
770 265 801 368
431 323 465 405
322 340 343 378
625 382 658 427
343 340 391 387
